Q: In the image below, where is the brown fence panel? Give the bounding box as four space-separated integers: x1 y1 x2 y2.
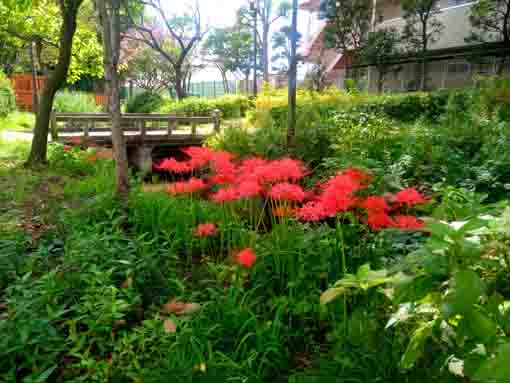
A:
10 74 46 112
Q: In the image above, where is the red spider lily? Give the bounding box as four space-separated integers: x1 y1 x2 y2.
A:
392 215 425 231
237 180 262 199
67 137 83 144
182 147 214 169
268 183 305 202
157 158 192 174
394 188 427 207
296 201 328 222
360 196 390 212
211 187 239 203
167 178 207 195
210 172 237 185
367 211 394 230
320 192 356 216
343 167 372 186
210 150 235 164
254 158 307 184
63 145 73 151
195 223 218 238
322 173 362 195
236 248 257 268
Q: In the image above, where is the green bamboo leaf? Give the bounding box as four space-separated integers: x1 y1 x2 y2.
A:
320 287 346 305
400 320 435 370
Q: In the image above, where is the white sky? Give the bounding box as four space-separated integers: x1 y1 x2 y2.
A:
160 0 315 81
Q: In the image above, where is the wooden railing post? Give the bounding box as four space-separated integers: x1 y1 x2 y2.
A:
50 111 58 141
191 121 197 136
140 119 146 142
168 114 177 138
212 109 221 133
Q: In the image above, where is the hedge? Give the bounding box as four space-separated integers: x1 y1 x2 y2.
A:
159 94 253 119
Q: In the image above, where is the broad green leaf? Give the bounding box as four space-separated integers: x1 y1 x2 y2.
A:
457 217 488 236
320 287 346 305
463 308 498 344
472 343 510 383
424 220 456 239
400 320 435 370
448 270 486 315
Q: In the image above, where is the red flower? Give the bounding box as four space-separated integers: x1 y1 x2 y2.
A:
322 173 362 195
210 157 237 185
296 201 328 222
157 158 192 174
63 145 73 151
394 188 427 207
237 180 262 199
167 178 207 195
238 157 268 179
67 137 83 144
392 215 425 231
320 192 356 216
211 187 239 203
367 211 394 230
182 147 213 169
360 196 390 212
236 248 257 268
195 223 218 238
342 167 372 186
254 158 307 184
268 182 305 202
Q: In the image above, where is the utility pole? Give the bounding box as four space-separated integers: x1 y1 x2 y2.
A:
250 0 258 97
287 0 298 147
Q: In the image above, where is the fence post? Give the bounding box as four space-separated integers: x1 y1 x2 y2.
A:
139 119 146 142
212 109 221 133
168 114 176 138
50 111 58 141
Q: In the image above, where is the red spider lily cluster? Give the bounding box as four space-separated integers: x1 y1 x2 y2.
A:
195 223 218 238
236 248 257 268
158 147 428 232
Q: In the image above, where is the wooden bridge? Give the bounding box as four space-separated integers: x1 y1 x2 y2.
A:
50 111 221 171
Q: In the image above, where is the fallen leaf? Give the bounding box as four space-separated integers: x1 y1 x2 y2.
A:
121 277 133 289
163 319 177 333
182 303 201 315
161 300 186 315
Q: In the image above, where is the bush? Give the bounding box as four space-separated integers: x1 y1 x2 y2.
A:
160 94 252 119
53 90 102 113
0 70 16 117
125 91 164 113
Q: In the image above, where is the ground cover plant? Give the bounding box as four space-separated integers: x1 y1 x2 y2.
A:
1 83 510 383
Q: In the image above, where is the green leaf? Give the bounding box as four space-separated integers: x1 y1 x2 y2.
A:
472 343 510 383
424 220 456 238
34 365 58 383
448 270 486 315
400 320 435 370
457 217 488 236
320 287 346 305
463 308 498 344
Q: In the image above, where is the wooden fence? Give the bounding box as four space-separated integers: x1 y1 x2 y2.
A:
10 74 46 112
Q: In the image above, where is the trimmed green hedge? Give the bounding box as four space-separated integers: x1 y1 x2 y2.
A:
0 71 16 117
125 91 164 114
159 94 252 119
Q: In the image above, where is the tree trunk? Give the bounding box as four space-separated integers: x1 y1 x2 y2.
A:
377 68 384 94
497 55 507 75
98 0 129 202
29 41 39 113
287 0 298 148
263 23 270 83
174 66 186 100
26 0 83 166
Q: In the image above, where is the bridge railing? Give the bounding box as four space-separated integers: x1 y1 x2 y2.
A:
50 110 222 143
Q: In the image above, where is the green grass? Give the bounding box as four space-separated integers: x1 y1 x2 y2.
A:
0 111 35 132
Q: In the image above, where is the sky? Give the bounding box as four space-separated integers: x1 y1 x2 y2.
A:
161 0 315 81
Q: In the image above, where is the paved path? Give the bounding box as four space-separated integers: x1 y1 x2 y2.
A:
0 130 34 142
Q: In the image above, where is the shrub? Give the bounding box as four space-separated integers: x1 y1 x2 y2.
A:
125 91 164 113
160 94 252 119
0 70 16 117
53 90 101 113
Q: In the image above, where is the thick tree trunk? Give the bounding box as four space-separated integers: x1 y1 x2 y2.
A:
174 66 186 100
26 0 83 166
98 0 129 202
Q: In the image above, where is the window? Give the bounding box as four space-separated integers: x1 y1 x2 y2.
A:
448 62 471 77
